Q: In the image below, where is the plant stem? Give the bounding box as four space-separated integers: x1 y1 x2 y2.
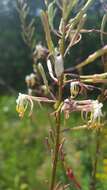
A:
76 45 107 70
50 76 63 190
89 130 101 190
50 111 61 190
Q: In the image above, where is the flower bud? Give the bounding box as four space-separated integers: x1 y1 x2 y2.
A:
38 63 49 91
30 73 36 86
25 75 30 86
54 54 64 77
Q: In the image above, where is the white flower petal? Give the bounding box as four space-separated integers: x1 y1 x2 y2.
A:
47 59 58 82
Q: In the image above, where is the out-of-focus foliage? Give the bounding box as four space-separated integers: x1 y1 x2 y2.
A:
0 96 107 189
0 0 44 93
0 0 31 92
0 96 51 190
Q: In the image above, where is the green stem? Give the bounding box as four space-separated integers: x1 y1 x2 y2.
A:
90 130 101 190
50 111 61 190
49 76 63 190
76 45 107 70
49 7 65 188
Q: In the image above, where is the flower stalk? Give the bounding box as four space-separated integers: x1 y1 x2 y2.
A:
50 75 64 190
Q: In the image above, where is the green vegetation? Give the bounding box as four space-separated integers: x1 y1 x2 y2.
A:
0 96 50 190
0 1 107 190
0 96 107 190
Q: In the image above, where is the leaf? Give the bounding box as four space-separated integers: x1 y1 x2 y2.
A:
28 19 35 31
75 45 107 70
69 0 94 29
48 0 57 30
64 0 79 20
41 10 54 54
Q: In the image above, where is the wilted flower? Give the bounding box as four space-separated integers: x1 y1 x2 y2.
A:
61 99 77 119
81 100 103 129
16 93 33 118
61 98 104 129
16 93 55 118
33 44 48 59
88 100 103 128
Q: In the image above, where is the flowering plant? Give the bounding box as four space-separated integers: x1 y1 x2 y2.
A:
17 0 107 189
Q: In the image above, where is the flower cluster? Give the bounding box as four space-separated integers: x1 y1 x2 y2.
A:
61 98 103 129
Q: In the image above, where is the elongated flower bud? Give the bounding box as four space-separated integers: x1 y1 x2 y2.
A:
38 63 49 91
54 54 64 77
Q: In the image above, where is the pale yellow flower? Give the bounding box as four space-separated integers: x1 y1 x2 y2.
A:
16 93 33 118
70 81 80 98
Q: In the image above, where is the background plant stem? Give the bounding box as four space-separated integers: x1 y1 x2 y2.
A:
89 130 101 190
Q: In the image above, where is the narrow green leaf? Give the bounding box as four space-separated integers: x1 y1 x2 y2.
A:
76 45 107 69
41 10 54 54
48 0 56 30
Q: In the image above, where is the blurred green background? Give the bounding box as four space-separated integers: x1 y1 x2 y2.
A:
0 0 107 189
